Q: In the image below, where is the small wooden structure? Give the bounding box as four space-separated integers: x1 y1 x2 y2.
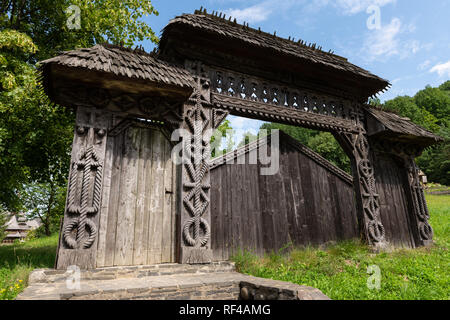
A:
210 131 358 260
40 9 442 269
2 214 41 243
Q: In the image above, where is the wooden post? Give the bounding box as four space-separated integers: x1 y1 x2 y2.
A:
402 158 434 246
335 129 388 250
178 76 214 263
56 107 110 270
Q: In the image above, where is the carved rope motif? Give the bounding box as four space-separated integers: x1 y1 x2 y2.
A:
182 77 212 248
340 129 386 245
63 127 105 249
406 159 433 241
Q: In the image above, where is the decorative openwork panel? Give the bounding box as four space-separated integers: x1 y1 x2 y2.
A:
209 67 358 120
184 61 361 132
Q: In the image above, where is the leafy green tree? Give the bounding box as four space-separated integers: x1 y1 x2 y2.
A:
21 181 67 236
307 132 351 173
439 80 450 93
0 208 8 242
383 96 440 132
1 0 159 61
0 0 160 231
211 119 235 158
382 81 449 185
416 121 450 185
259 123 350 173
237 131 258 148
414 86 450 123
259 122 319 145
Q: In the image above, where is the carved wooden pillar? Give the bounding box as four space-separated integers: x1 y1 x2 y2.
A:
335 128 388 250
55 107 110 269
178 69 214 263
371 140 434 247
403 158 433 246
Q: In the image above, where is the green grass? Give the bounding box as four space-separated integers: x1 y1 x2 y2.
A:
233 194 450 300
0 234 57 300
0 195 448 300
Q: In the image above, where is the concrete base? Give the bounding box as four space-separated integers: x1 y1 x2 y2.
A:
16 262 330 300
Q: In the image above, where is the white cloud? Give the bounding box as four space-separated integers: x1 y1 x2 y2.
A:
430 61 450 77
418 60 431 71
363 17 401 59
362 18 423 61
223 1 273 23
307 0 396 15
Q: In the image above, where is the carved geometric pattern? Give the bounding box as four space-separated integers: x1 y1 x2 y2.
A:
213 93 355 132
208 67 359 119
406 160 433 241
64 144 103 249
212 108 229 129
182 83 212 248
339 129 386 245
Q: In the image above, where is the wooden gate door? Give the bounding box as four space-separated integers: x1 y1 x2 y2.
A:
96 125 176 267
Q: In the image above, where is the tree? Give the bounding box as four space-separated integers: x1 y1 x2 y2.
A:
383 96 440 132
0 29 74 210
21 181 66 236
237 131 258 148
0 207 8 242
382 81 449 185
308 132 351 173
414 86 450 123
259 122 351 173
211 119 235 158
0 1 160 232
1 0 159 62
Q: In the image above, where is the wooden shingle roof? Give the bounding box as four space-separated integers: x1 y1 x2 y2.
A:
160 11 390 98
40 43 195 90
365 107 443 146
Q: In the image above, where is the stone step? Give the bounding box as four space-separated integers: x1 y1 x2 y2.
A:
17 263 330 300
28 261 236 284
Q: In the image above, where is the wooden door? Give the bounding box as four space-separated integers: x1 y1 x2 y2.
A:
96 125 177 267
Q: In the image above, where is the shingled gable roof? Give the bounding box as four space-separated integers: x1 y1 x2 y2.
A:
365 106 443 146
39 43 195 90
209 130 353 185
160 10 390 98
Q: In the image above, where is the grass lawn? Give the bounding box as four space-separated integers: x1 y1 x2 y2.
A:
233 194 449 300
0 234 57 300
0 195 448 300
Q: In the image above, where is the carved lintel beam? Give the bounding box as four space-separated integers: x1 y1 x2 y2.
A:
213 93 356 133
335 129 388 250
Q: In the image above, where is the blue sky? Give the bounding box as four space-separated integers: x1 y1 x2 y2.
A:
138 0 450 146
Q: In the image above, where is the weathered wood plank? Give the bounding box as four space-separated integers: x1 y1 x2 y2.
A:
132 128 150 265
114 127 140 265
161 136 175 262
147 130 165 264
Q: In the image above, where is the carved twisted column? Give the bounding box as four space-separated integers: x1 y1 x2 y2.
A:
178 70 215 263
56 107 110 269
335 128 388 250
405 158 434 245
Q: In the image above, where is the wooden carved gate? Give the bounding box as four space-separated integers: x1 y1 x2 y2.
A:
41 9 442 269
